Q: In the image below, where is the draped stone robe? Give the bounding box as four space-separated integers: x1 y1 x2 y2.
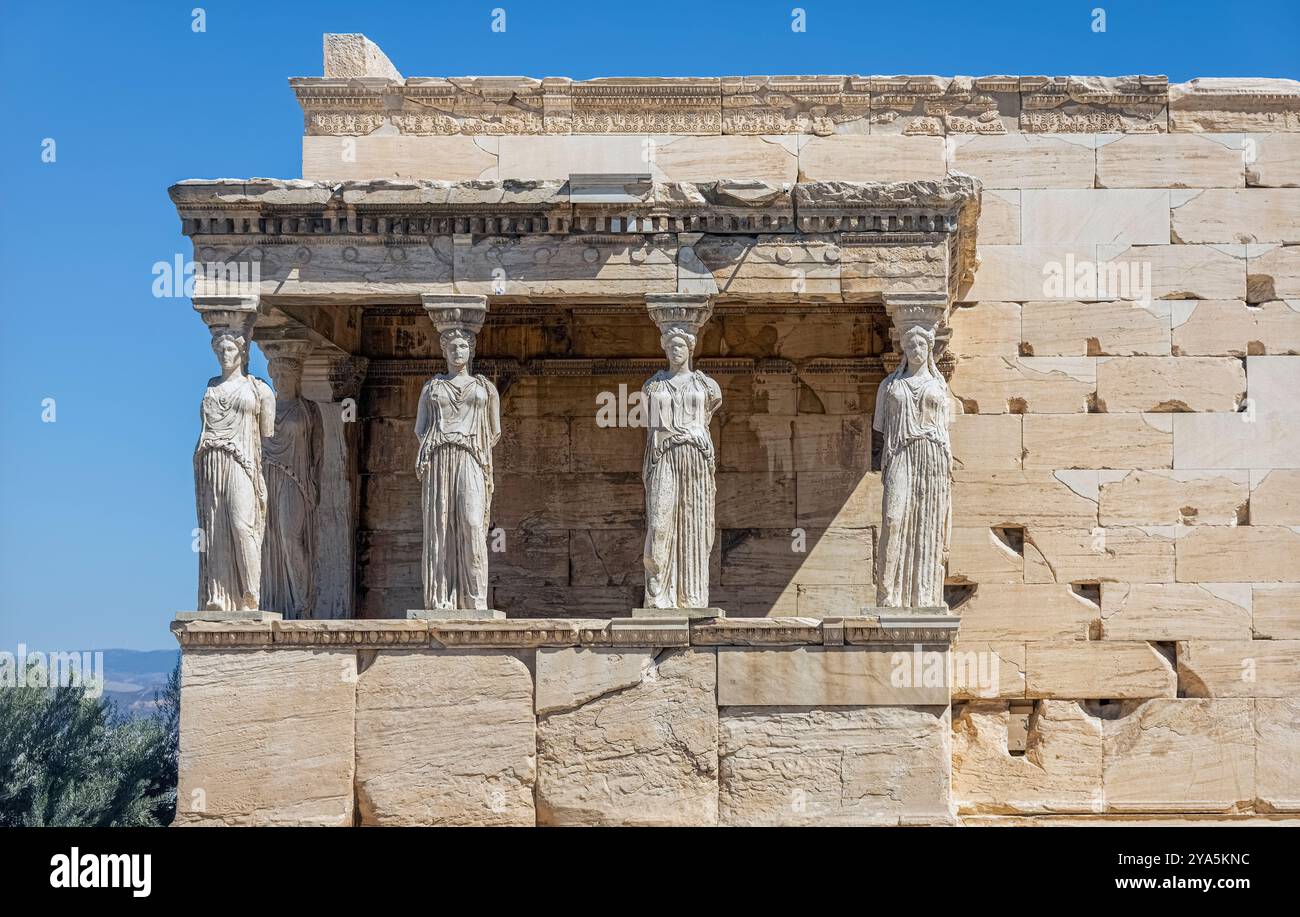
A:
194 374 276 611
261 396 323 618
872 366 952 608
642 369 722 609
415 374 501 610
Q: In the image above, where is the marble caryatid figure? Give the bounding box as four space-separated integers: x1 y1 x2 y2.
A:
193 306 276 612
260 340 323 619
873 298 953 608
642 295 722 610
415 296 501 612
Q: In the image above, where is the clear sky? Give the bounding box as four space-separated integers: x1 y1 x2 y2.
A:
1 0 1297 651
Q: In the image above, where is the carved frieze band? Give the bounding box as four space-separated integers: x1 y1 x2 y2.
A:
171 614 960 648
290 74 1185 136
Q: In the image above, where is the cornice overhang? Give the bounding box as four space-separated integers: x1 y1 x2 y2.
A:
168 174 981 304
795 176 981 292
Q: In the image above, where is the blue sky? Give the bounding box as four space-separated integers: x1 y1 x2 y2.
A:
1 0 1297 651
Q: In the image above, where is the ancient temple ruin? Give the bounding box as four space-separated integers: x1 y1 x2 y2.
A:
168 34 1300 826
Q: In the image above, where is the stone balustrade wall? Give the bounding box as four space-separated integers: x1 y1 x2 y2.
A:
171 617 958 826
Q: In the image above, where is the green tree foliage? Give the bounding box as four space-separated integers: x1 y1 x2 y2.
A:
149 662 181 824
0 661 180 827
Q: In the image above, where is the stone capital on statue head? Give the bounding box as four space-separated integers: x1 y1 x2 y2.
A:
194 294 259 341
421 293 488 336
882 291 950 360
258 336 316 381
645 293 714 339
883 291 947 335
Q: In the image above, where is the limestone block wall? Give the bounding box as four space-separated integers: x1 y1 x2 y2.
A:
941 108 1299 820
298 70 1300 818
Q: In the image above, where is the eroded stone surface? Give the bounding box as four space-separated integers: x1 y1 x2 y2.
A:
719 706 951 825
1101 583 1253 640
1097 133 1245 188
354 650 535 826
1026 642 1176 699
1255 698 1300 812
1022 415 1173 469
952 700 1103 814
1096 356 1246 412
1099 470 1248 526
176 648 356 826
1176 526 1300 582
1177 640 1300 697
1102 698 1254 813
956 583 1097 642
1022 300 1172 357
323 33 402 80
951 641 1026 699
535 646 653 714
1169 78 1300 133
1253 584 1300 639
718 644 951 706
1173 300 1300 355
535 648 718 826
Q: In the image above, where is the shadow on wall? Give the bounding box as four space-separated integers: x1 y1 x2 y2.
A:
352 301 897 619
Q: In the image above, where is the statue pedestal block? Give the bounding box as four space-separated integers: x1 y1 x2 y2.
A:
405 609 505 620
631 606 725 620
175 610 282 623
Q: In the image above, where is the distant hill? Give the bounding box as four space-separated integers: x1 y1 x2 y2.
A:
99 649 179 719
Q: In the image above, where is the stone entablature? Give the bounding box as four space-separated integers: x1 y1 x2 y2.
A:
293 66 1300 138
168 175 981 305
170 176 980 238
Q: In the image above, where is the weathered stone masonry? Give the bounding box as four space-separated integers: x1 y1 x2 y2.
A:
169 34 1300 825
171 615 960 826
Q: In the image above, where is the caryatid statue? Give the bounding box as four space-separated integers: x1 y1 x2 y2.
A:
193 297 276 612
641 294 722 611
873 295 953 609
259 337 323 619
414 294 502 614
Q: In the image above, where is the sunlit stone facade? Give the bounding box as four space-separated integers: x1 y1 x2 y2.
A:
169 34 1300 826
